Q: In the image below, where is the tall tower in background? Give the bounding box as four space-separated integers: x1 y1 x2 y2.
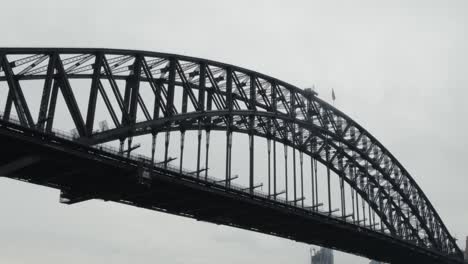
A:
311 248 334 264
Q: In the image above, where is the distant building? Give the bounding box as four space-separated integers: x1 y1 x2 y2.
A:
311 247 334 264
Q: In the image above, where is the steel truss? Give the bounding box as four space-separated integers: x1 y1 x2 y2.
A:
0 48 462 260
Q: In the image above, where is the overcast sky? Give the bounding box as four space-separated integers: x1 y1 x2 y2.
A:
0 0 467 263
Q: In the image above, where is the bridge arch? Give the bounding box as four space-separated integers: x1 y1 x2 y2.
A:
0 48 462 260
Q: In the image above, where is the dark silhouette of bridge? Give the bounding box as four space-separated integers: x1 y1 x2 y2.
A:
0 48 464 263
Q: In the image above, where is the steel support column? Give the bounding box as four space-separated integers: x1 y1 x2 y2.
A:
38 53 57 130
1 55 34 127
225 67 233 187
85 53 103 134
3 91 12 121
249 73 256 194
196 63 206 179
55 56 87 136
45 81 59 132
284 144 288 201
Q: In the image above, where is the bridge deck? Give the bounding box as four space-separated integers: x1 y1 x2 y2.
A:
0 120 462 264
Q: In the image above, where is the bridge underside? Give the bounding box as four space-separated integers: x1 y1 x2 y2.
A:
0 122 460 264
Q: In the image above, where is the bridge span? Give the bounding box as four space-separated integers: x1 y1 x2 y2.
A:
0 48 464 263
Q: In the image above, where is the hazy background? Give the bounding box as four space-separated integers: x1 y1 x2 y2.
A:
0 0 467 263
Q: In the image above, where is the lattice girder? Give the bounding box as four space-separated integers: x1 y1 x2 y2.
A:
0 48 461 258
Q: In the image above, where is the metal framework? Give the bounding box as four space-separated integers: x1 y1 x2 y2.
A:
0 48 463 261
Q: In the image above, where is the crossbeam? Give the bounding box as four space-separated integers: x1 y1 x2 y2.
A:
241 183 263 191
122 143 141 154
215 174 239 184
155 157 177 165
305 203 324 209
268 190 286 198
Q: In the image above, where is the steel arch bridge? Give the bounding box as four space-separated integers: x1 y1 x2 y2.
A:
0 48 463 263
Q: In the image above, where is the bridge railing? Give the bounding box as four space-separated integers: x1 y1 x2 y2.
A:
0 112 386 234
